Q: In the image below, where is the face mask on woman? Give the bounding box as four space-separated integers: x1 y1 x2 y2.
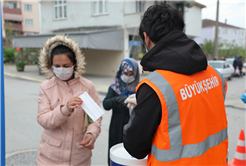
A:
121 74 135 84
52 66 74 81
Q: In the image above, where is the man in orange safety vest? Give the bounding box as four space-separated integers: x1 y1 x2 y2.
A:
123 3 228 166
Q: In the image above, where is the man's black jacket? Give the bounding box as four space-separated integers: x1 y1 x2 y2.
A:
123 30 207 159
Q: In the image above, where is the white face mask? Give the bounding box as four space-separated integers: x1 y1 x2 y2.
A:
121 74 135 84
52 66 74 81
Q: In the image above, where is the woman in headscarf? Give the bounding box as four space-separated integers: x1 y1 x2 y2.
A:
103 58 140 165
36 35 101 166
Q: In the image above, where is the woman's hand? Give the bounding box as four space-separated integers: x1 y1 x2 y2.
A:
80 133 95 149
66 97 82 112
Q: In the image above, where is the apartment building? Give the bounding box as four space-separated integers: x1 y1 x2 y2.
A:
1 0 39 46
194 19 246 49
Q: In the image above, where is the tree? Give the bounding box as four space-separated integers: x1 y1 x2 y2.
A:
200 39 246 60
200 39 214 57
3 47 16 63
4 21 20 47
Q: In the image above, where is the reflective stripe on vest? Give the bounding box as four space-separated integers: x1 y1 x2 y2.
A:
213 68 226 100
146 71 228 162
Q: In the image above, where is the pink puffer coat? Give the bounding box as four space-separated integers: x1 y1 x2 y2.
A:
35 76 101 166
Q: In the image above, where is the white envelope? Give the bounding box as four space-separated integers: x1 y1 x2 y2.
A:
79 92 104 122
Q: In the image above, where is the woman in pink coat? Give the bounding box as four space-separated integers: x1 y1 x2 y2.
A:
36 35 101 166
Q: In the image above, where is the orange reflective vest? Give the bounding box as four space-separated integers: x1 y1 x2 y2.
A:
136 65 228 166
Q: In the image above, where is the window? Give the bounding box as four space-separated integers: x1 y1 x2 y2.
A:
136 1 145 13
241 30 245 36
7 2 17 9
54 1 67 19
223 28 227 35
93 0 108 15
24 4 33 11
240 39 244 46
25 19 33 26
232 29 237 35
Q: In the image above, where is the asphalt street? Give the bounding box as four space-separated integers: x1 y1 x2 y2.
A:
3 75 246 165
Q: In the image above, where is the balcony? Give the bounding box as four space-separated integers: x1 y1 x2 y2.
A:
3 7 23 22
4 23 22 32
3 7 22 15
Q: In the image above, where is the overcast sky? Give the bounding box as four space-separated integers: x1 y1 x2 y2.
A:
195 0 245 29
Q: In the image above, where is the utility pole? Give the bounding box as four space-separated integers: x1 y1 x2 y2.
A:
214 0 219 59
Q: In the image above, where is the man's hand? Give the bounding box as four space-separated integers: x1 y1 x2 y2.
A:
124 94 137 110
66 97 82 112
80 133 95 149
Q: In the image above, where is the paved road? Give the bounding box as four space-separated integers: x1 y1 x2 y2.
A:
4 75 245 165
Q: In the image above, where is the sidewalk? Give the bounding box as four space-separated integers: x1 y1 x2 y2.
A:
4 64 148 94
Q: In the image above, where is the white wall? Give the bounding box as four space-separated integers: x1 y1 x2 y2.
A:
83 49 124 76
124 1 135 14
40 1 203 39
124 13 141 28
194 25 245 49
185 5 202 38
40 1 125 34
194 27 214 45
124 29 130 59
39 1 56 33
218 27 245 48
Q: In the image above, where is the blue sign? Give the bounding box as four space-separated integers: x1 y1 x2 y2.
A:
0 3 6 166
129 41 141 47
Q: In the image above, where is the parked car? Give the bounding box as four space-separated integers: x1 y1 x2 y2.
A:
208 60 234 80
226 58 234 66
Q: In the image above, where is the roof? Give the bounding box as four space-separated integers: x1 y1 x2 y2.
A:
193 1 206 8
202 19 245 29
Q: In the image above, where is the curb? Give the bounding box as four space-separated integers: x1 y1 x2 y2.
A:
4 72 44 83
6 149 38 159
225 105 245 111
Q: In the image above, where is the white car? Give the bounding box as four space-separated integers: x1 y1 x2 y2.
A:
208 60 234 80
226 58 234 66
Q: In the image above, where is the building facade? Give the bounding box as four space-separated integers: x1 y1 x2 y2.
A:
194 19 246 49
1 0 39 46
13 0 205 76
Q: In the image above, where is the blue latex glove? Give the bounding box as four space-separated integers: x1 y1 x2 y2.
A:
240 93 246 103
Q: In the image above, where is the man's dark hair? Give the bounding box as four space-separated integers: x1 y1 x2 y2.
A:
50 45 77 66
139 3 185 44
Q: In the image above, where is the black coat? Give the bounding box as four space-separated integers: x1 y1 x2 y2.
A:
103 87 130 165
